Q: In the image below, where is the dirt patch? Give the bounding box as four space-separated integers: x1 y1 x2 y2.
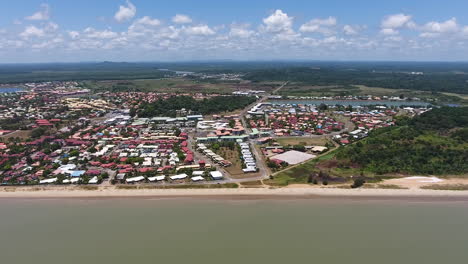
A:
276 137 328 146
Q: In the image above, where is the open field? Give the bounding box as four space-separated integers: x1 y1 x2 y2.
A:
278 84 406 97
216 147 262 179
83 79 278 94
277 84 468 105
441 92 468 100
266 150 349 186
275 136 328 146
353 85 402 96
278 84 359 96
0 130 32 140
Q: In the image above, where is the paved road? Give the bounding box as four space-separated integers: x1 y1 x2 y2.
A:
234 82 289 181
239 81 289 130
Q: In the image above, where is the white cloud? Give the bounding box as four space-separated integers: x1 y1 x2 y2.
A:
422 18 458 33
135 16 161 27
300 17 337 35
172 14 192 24
127 16 162 37
68 31 80 39
462 26 468 36
26 4 50 21
380 28 399 35
343 25 359 35
84 28 119 39
262 10 294 34
46 22 59 32
114 0 136 22
419 32 440 38
229 24 255 38
184 25 215 36
20 25 45 38
381 13 412 29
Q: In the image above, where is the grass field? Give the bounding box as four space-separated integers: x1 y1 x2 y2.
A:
83 78 278 94
0 130 32 140
276 84 468 105
353 85 402 96
441 92 468 100
265 149 356 186
239 180 264 188
421 184 468 191
278 84 359 96
215 146 262 179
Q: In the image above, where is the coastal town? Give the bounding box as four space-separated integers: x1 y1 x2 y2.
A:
3 2 468 264
0 80 432 188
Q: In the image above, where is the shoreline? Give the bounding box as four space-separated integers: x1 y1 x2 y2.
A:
2 186 468 201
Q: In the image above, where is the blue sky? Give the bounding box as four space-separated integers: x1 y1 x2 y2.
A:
1 0 468 62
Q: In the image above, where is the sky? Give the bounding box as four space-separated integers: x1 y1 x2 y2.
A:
2 0 468 63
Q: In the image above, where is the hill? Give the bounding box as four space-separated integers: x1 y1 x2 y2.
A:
336 107 468 175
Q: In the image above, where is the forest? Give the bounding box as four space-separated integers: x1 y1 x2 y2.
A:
244 67 468 94
336 107 468 175
136 95 256 117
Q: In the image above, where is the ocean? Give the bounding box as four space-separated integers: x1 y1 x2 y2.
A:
0 198 467 264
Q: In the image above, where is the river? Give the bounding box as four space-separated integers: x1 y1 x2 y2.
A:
0 198 467 264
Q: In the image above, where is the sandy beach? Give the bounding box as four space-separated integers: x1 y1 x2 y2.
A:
2 185 468 201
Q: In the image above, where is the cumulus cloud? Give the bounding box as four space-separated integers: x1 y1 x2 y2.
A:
381 13 412 29
138 16 161 27
300 17 337 35
84 28 119 39
184 25 215 36
127 16 162 37
46 22 59 32
343 25 360 35
380 28 399 35
68 31 80 39
229 24 255 38
172 14 192 24
114 0 136 22
462 26 468 36
20 25 45 38
26 4 50 21
7 5 468 62
422 18 458 33
262 10 294 34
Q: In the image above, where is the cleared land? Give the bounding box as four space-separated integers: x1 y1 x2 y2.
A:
83 79 279 94
275 137 328 146
0 130 32 140
277 84 468 105
214 146 261 179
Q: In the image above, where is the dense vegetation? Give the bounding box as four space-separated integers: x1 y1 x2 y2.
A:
0 62 173 83
244 67 468 94
2 62 468 95
137 96 256 117
337 107 468 175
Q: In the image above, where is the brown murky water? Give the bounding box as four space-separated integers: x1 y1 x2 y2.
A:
0 198 467 264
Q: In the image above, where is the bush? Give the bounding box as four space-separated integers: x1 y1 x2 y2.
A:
351 178 366 188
